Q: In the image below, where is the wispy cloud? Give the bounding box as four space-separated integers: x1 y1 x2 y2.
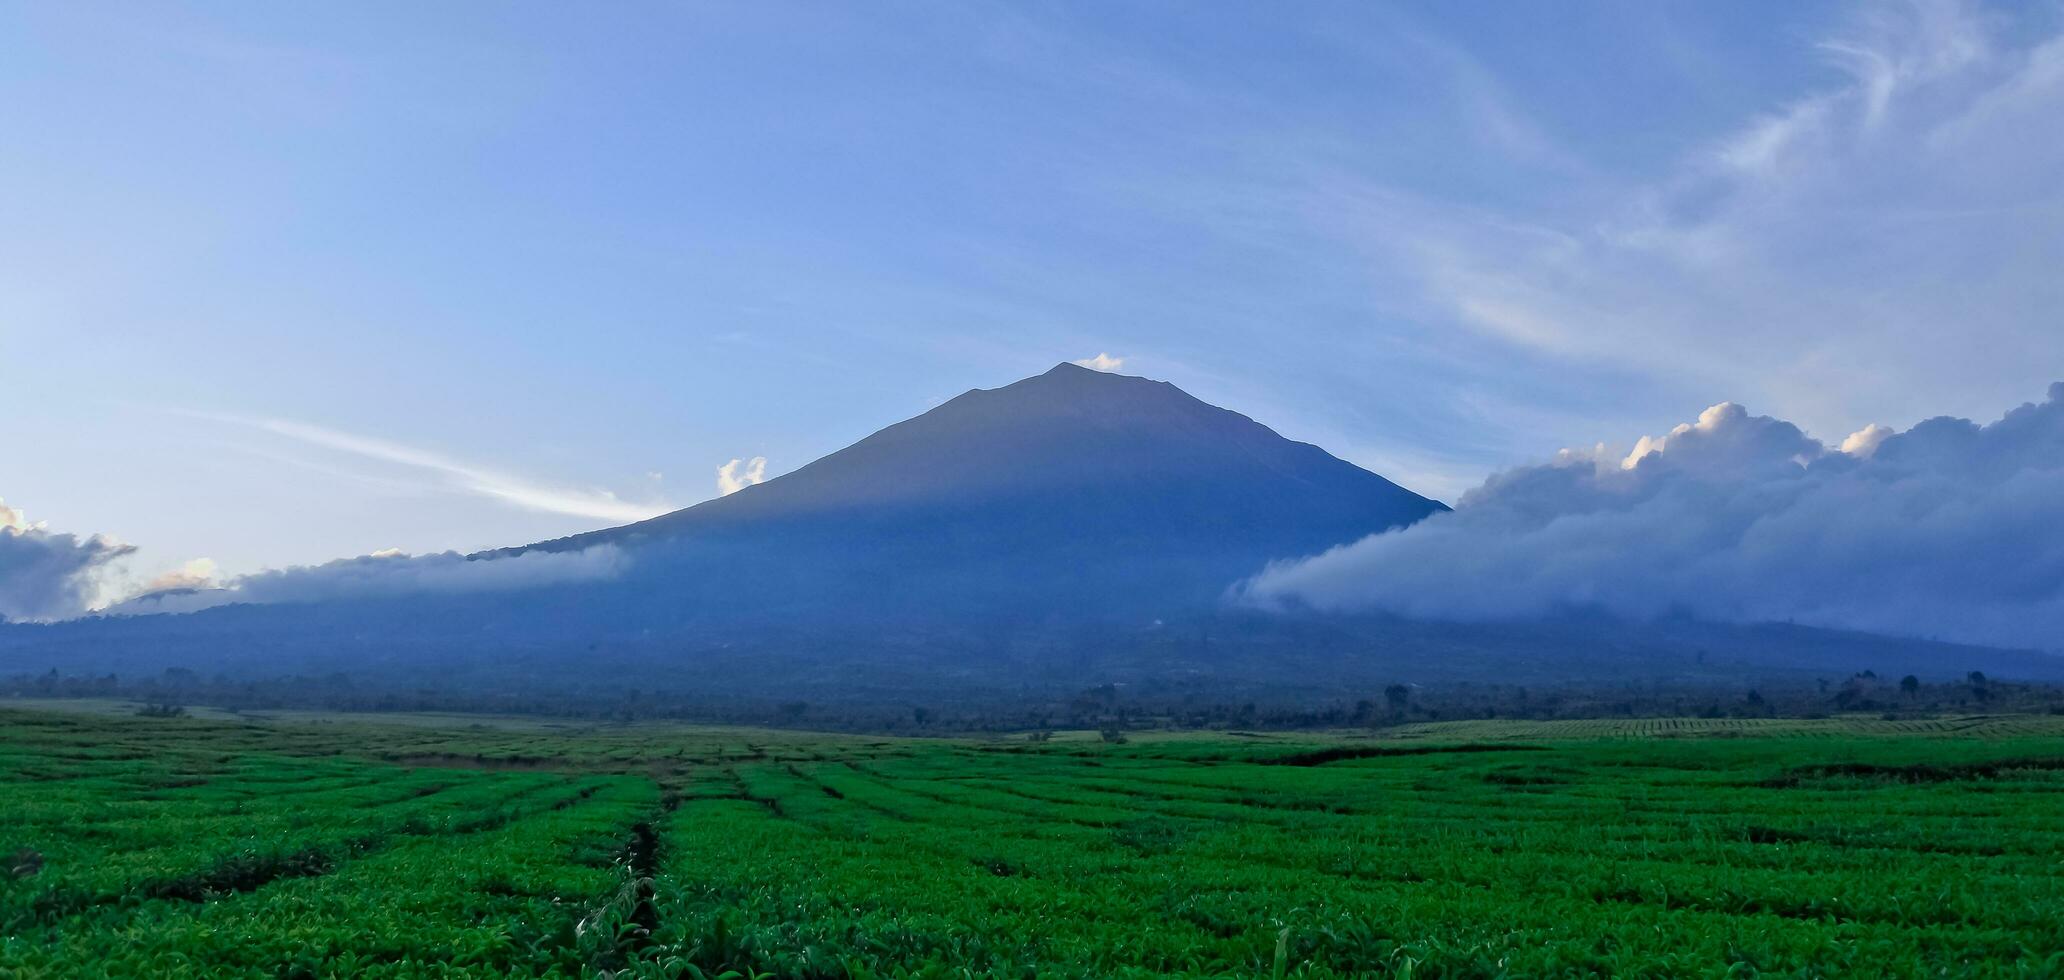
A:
1072 352 1126 372
1115 0 2064 483
1318 1 2063 439
203 414 672 524
1390 26 1582 170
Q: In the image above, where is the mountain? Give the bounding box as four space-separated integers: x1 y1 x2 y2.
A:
1 363 1452 684
8 363 2058 714
506 361 1446 623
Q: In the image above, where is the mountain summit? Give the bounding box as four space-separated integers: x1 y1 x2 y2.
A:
525 362 1445 621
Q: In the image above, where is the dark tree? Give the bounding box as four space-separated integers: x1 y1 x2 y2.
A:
1384 684 1412 714
1900 675 1920 699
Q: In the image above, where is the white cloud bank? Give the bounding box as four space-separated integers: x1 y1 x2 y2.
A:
716 456 767 496
1241 383 2064 651
0 500 135 621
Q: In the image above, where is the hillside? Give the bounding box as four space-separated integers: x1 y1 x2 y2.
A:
508 362 1446 621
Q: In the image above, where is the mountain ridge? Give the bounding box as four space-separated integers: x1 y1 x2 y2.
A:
481 361 1448 625
518 362 1443 557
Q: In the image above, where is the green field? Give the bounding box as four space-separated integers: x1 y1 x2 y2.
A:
4 707 2064 977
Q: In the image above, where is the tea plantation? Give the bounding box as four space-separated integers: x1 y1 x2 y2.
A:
3 706 2063 977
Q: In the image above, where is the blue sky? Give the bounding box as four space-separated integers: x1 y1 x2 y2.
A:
4 0 2062 590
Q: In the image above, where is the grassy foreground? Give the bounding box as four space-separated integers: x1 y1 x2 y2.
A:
3 707 2063 978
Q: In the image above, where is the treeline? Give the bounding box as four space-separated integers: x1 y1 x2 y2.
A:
6 666 2060 734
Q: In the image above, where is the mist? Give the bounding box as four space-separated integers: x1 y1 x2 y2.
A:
117 545 630 615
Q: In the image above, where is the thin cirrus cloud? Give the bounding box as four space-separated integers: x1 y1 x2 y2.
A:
1413 0 2063 423
201 413 672 524
1168 0 2064 490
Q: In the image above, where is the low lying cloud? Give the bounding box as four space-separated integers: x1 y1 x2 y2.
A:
1 496 625 621
1072 353 1126 373
0 499 136 621
1241 383 2064 651
119 545 629 615
143 557 220 594
716 456 767 496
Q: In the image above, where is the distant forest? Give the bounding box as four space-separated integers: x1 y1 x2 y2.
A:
8 663 2061 734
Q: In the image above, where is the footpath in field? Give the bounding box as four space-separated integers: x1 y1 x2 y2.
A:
2 707 2063 977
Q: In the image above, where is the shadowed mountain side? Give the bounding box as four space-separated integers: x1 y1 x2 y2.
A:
498 362 1447 619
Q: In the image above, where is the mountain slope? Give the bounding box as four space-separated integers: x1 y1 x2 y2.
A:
516 362 1446 621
